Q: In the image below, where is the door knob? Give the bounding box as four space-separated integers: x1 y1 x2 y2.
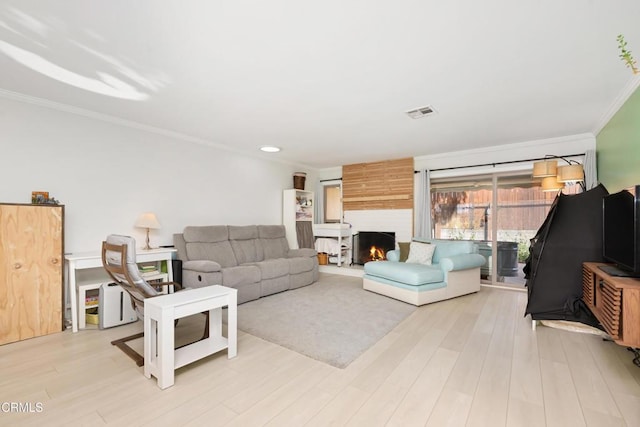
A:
14 263 21 269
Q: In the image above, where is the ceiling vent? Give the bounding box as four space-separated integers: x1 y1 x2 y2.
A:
406 105 437 119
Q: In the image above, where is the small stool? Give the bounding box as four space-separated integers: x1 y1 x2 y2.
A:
143 285 237 389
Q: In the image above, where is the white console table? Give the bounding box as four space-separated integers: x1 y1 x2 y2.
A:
144 285 237 389
312 223 352 266
65 247 176 333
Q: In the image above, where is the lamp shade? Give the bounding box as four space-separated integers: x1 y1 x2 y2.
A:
540 176 564 192
134 212 161 229
532 160 558 178
557 164 584 182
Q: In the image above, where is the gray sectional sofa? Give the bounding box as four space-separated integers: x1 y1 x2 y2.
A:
173 225 319 304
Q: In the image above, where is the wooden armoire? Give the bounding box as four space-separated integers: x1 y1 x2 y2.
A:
0 203 64 345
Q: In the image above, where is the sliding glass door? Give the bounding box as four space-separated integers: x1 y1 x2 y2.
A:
430 171 578 287
493 175 556 286
430 175 493 242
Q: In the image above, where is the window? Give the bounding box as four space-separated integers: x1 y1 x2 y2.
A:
430 172 581 287
324 184 342 223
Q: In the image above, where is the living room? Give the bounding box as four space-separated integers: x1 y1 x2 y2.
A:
2 2 640 425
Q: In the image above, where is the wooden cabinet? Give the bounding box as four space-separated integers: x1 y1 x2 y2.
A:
583 262 640 347
0 203 64 344
283 189 313 249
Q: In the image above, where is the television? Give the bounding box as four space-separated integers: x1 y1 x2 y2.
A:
601 185 640 277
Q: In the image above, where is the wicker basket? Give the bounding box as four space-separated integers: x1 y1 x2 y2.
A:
317 253 328 265
293 172 306 190
86 308 99 325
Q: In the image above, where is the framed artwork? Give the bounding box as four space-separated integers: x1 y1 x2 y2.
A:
31 191 49 204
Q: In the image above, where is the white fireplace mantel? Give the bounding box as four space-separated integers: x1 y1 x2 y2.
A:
344 209 413 245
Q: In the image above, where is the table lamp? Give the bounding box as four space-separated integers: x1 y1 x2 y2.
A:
135 212 161 250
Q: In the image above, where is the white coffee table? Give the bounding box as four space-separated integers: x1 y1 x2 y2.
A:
143 285 237 389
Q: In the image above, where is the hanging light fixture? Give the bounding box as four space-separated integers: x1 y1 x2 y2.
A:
557 164 585 182
540 176 564 192
533 155 585 192
532 160 558 178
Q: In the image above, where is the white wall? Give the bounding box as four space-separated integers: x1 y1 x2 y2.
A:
315 133 596 240
0 97 316 252
414 133 596 178
1 93 597 255
344 209 413 243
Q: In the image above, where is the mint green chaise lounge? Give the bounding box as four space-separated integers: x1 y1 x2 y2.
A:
363 239 486 306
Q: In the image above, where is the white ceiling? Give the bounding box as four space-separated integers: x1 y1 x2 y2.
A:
2 1 640 169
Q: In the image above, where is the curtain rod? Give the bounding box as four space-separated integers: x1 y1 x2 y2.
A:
416 152 586 173
322 152 586 177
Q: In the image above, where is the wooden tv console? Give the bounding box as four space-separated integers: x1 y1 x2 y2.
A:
582 262 640 348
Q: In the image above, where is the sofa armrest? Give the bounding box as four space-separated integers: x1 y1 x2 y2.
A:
288 248 317 258
173 233 187 261
182 260 222 273
386 249 401 262
439 253 486 272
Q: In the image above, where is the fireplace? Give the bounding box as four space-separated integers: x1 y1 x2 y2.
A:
353 231 396 265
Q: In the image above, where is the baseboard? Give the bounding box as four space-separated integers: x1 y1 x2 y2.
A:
319 265 364 277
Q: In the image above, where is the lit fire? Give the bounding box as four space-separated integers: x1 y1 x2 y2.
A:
369 246 385 261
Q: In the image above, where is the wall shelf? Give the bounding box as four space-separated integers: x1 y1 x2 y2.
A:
283 189 314 249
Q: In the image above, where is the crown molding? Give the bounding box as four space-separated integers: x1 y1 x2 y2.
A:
413 133 595 176
592 74 640 136
0 88 317 171
414 133 594 163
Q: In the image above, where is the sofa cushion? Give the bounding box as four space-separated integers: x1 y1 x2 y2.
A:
222 265 261 287
288 248 316 258
182 260 221 273
229 225 263 264
184 225 228 243
386 250 401 262
185 241 237 268
260 276 290 296
252 258 290 279
406 242 436 265
364 261 444 286
398 242 410 262
258 225 290 259
413 238 476 264
258 224 287 239
290 270 314 289
183 226 238 268
289 256 315 274
439 253 486 272
234 282 261 304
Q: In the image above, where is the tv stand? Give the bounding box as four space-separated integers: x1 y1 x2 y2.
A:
598 264 640 278
583 262 640 348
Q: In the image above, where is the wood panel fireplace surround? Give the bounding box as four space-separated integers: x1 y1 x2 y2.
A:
353 232 396 265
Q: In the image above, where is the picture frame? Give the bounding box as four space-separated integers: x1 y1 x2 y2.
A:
31 191 49 204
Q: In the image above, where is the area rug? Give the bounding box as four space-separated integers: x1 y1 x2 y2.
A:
235 274 416 368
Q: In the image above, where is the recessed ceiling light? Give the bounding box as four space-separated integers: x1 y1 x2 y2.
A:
260 146 281 153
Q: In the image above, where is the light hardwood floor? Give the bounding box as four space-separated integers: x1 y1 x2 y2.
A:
2 277 640 426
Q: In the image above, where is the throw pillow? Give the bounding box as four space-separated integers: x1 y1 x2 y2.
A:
398 242 410 262
406 241 436 265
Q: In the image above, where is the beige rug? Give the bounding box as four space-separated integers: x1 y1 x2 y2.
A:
235 273 416 368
